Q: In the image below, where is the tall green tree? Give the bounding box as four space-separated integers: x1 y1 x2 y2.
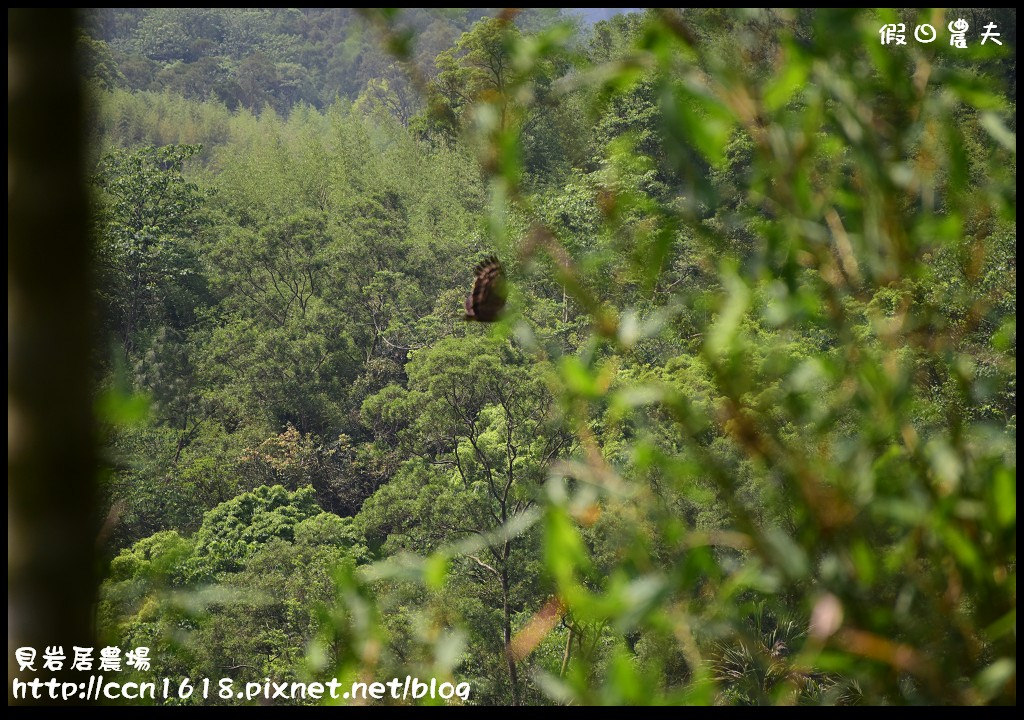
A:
360 335 573 704
93 143 207 358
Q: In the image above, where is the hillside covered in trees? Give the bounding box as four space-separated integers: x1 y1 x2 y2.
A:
82 8 1015 705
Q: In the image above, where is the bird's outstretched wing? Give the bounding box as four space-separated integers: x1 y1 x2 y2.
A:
464 255 506 322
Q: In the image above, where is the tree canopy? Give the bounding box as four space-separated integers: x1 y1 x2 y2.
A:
82 8 1015 706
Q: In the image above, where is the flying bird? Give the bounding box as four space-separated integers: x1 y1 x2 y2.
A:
464 255 506 322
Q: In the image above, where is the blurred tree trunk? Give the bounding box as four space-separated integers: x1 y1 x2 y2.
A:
8 8 97 704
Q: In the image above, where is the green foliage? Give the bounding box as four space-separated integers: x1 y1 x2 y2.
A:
187 484 321 578
81 9 566 115
99 486 369 703
88 7 1014 707
92 143 208 355
108 530 195 585
321 7 1016 706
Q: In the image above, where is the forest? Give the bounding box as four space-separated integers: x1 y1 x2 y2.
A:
70 8 1015 705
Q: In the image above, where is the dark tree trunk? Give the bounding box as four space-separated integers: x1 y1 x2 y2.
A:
8 8 97 704
500 564 520 705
